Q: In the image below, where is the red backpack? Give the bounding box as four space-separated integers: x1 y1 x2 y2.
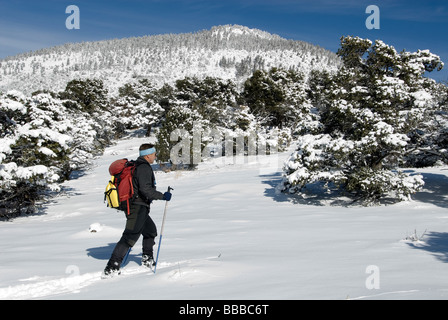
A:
104 159 137 215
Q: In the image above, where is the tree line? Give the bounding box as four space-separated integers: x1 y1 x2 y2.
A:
1 36 447 218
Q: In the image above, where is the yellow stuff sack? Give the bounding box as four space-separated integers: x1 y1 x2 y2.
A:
104 176 120 208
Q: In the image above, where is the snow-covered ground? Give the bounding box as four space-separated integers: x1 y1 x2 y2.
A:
1 135 448 300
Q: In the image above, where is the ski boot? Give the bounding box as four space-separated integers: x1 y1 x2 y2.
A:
142 254 155 270
101 262 121 279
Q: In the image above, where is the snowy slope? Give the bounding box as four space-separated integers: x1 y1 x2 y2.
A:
0 25 340 95
1 135 448 300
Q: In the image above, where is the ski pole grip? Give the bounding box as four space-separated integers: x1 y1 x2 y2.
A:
167 186 173 192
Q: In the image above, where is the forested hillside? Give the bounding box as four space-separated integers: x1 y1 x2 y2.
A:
0 25 340 95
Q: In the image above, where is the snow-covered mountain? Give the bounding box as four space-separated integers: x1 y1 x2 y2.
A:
0 25 340 95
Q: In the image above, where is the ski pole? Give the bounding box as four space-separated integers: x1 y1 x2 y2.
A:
154 186 173 273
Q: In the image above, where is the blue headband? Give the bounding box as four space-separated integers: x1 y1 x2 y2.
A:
140 147 156 157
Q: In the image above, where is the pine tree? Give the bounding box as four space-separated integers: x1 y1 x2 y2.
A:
59 78 109 114
0 89 115 218
282 36 445 204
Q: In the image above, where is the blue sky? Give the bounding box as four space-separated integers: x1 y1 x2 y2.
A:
0 0 447 81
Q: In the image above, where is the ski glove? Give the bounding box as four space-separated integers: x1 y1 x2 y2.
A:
163 192 172 201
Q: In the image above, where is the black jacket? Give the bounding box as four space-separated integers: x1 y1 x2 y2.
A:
132 157 164 206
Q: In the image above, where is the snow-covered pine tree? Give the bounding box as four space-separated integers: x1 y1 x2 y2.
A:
242 67 318 134
156 100 205 169
59 78 109 114
155 78 206 168
156 76 246 167
282 36 445 204
242 69 286 128
0 87 117 218
397 50 447 167
0 91 74 217
112 79 164 136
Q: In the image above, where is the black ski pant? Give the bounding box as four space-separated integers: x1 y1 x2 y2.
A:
107 203 157 268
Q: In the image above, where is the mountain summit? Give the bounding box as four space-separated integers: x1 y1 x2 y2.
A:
0 25 340 95
210 25 283 41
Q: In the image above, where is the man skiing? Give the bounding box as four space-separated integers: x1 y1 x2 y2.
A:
103 143 172 278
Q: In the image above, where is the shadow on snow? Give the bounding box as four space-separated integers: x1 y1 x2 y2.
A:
406 232 448 263
261 170 448 209
86 243 141 267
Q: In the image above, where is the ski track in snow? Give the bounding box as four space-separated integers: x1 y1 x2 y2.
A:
348 290 420 300
0 256 220 300
0 270 101 300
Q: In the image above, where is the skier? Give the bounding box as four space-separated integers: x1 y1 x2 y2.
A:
103 143 172 277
